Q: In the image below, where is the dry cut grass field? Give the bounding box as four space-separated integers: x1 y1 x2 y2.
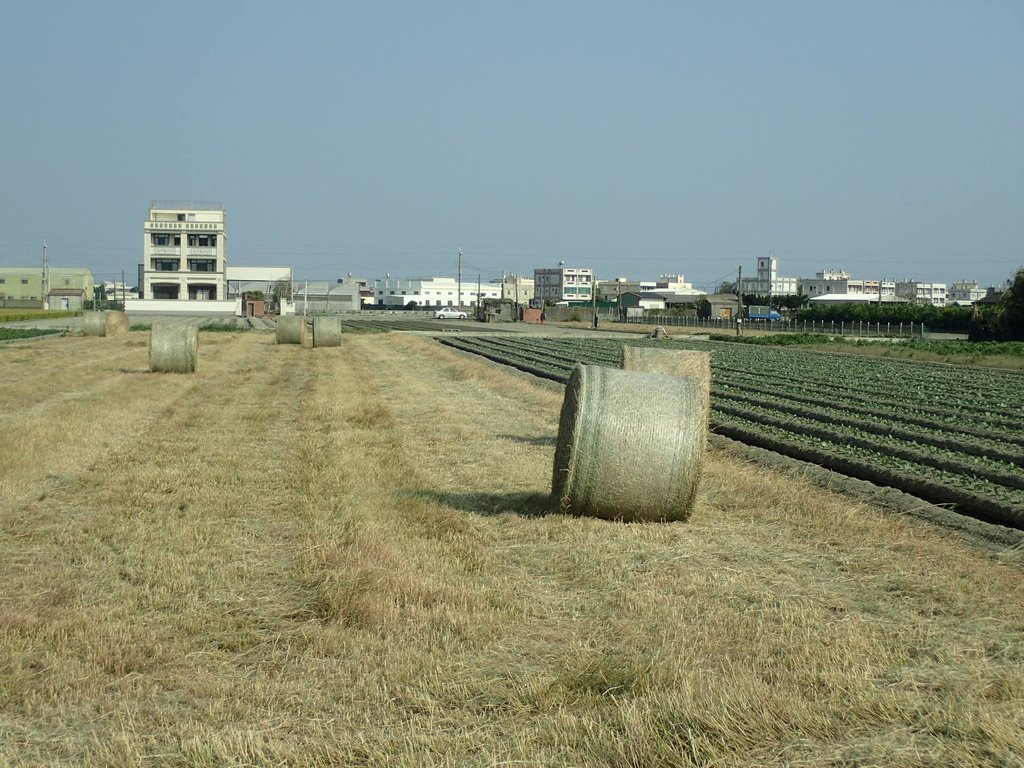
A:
1 330 1022 767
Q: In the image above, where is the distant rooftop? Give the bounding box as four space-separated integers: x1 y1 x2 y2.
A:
150 200 225 211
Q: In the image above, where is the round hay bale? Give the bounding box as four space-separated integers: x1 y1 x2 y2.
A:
104 310 130 336
149 323 198 373
552 364 709 522
312 315 342 347
623 346 710 382
276 316 308 344
83 312 107 337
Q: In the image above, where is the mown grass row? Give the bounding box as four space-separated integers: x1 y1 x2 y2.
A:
436 334 1024 528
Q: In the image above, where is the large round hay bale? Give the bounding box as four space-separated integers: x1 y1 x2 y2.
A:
551 364 709 522
104 310 130 336
83 312 107 337
276 316 308 344
312 316 342 347
623 346 710 382
149 323 198 373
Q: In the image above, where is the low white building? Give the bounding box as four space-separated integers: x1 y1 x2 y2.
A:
801 270 896 300
371 276 500 308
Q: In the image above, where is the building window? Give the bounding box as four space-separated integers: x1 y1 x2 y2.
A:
187 233 217 247
21 279 29 284
188 259 216 272
152 284 179 300
152 258 180 271
151 233 181 246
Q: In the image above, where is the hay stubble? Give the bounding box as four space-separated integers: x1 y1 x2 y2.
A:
0 331 1021 766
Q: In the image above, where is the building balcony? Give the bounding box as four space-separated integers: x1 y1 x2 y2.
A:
150 246 181 256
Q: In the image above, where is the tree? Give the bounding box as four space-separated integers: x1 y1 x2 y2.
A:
969 267 1024 341
271 280 292 304
716 280 737 295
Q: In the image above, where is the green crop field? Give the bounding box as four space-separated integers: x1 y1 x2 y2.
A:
436 335 1024 528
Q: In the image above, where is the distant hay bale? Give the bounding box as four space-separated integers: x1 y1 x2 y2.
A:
551 364 709 522
276 316 308 344
83 312 107 337
149 323 198 373
312 316 342 347
104 310 130 336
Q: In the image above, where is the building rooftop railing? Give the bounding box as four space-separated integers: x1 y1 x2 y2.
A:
150 200 225 211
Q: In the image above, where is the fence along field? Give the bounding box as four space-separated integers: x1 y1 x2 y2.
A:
436 335 1024 528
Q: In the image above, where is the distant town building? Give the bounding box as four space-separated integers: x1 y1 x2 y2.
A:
498 274 534 305
533 266 593 304
739 255 799 296
947 281 987 305
291 278 366 313
895 280 947 306
800 270 896 300
372 276 500 308
598 274 702 303
0 267 94 309
140 200 227 303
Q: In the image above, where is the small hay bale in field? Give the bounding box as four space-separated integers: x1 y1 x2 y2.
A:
104 310 130 336
651 325 670 339
312 316 342 347
83 311 107 337
276 316 308 345
551 364 709 522
149 323 198 373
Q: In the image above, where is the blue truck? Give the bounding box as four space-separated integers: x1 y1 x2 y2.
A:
746 305 782 321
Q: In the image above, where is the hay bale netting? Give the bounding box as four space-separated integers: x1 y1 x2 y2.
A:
312 315 342 347
83 311 107 337
622 346 711 384
149 323 198 373
276 316 308 345
104 310 130 336
551 364 709 522
622 346 711 431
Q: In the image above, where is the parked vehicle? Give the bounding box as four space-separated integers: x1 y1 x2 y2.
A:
434 307 468 320
747 305 782 321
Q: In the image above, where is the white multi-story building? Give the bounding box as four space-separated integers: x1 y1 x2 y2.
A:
896 280 947 306
947 281 987 305
533 266 593 304
371 276 500 308
597 274 703 303
801 270 896 299
141 201 227 303
739 255 800 296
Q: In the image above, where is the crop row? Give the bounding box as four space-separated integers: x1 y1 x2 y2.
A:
436 335 1024 527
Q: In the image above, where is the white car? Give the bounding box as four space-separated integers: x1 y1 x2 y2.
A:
434 307 468 320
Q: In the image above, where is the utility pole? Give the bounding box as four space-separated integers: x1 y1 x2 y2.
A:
121 270 126 306
736 265 742 336
42 241 48 310
591 268 598 328
477 273 481 318
457 246 462 309
303 277 308 317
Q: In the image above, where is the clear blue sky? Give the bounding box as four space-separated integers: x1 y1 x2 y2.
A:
1 1 1020 290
